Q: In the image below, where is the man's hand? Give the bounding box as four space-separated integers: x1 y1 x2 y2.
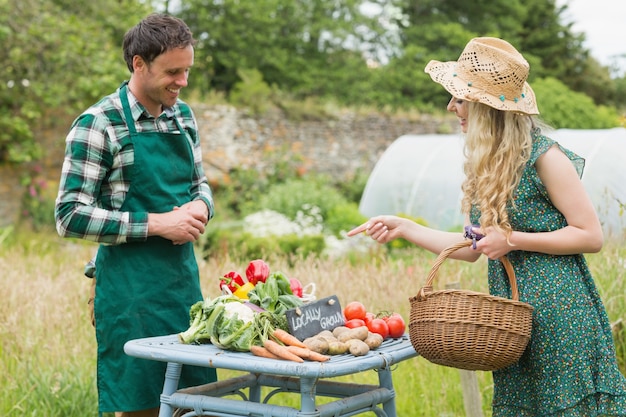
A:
177 200 210 225
148 202 208 245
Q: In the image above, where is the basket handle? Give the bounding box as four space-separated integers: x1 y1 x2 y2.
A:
417 240 519 301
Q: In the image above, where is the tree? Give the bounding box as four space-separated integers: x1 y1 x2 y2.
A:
0 0 150 163
178 0 389 100
372 0 620 114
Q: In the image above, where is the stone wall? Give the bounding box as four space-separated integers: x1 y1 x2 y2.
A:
194 104 455 183
0 105 456 227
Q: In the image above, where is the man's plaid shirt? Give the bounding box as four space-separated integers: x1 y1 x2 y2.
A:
55 85 214 245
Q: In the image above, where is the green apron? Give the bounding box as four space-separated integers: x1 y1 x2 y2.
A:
94 83 216 412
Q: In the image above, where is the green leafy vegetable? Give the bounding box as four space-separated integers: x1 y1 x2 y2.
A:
248 271 304 314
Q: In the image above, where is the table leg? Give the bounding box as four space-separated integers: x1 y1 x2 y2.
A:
159 362 182 417
249 373 261 403
377 367 396 417
298 376 319 416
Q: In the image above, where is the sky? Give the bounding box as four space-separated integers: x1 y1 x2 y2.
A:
558 0 626 75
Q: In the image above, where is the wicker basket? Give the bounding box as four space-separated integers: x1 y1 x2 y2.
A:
408 240 534 371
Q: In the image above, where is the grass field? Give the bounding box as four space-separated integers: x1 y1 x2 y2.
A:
1 227 624 416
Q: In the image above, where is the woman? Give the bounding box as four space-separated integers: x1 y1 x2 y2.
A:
348 37 626 416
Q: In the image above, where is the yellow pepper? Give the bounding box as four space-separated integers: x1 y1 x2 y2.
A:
233 282 255 299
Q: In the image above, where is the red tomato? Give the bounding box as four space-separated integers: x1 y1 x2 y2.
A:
367 318 390 339
385 315 406 338
364 311 375 324
382 312 403 322
343 301 367 321
345 318 366 328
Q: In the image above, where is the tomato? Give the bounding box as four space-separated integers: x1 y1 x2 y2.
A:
364 311 376 324
367 318 390 339
382 312 403 321
343 301 367 321
344 318 366 329
385 315 406 338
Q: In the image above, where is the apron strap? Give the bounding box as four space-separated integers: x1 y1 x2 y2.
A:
119 82 137 135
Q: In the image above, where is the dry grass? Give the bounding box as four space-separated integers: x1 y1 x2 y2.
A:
1 228 624 416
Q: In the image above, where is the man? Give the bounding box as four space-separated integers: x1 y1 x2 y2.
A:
55 13 216 417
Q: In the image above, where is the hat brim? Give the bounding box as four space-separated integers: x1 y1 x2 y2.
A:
425 60 539 115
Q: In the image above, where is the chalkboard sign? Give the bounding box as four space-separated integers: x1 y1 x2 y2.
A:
285 295 345 341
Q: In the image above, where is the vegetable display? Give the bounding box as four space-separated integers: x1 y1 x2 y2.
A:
179 259 407 361
178 294 288 351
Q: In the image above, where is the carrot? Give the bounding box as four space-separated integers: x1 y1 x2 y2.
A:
286 345 331 362
272 329 307 348
263 339 304 363
250 345 281 360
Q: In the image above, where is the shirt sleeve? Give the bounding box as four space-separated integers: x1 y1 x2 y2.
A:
186 110 215 220
54 111 149 244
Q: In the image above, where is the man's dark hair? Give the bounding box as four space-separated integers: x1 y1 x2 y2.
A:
123 13 196 72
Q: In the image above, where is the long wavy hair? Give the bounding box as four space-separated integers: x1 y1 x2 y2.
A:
460 102 535 238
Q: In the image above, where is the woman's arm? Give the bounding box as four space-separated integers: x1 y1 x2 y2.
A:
476 145 603 259
347 215 481 262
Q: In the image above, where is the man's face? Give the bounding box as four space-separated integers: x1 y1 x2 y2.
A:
132 45 194 116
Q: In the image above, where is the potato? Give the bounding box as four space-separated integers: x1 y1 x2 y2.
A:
327 341 349 355
337 326 369 343
363 332 384 350
303 337 329 354
346 339 370 356
317 330 337 342
332 326 350 338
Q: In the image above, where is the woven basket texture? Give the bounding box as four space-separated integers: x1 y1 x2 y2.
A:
409 240 534 371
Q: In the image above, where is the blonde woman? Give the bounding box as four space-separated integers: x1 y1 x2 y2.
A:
348 37 626 416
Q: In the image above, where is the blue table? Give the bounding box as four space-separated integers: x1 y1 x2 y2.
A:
124 334 418 417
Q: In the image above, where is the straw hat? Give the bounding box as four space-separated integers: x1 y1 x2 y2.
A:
425 37 539 115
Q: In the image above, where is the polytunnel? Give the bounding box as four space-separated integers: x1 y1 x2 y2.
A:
359 128 626 237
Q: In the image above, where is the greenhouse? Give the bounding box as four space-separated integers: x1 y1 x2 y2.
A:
359 128 626 237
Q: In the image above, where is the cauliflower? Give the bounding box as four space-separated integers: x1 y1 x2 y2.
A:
223 301 256 324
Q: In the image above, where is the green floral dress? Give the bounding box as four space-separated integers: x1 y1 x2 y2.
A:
470 130 626 416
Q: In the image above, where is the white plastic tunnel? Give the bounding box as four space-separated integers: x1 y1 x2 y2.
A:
358 128 626 237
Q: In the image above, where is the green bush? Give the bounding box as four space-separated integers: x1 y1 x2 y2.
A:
325 203 368 237
257 177 350 224
20 165 56 231
229 68 274 116
198 223 326 262
274 234 326 261
213 167 271 219
206 158 370 262
534 77 620 129
334 168 369 204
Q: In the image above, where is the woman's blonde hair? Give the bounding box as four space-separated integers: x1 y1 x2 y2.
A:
461 102 534 237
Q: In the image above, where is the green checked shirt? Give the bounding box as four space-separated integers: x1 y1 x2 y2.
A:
55 84 214 245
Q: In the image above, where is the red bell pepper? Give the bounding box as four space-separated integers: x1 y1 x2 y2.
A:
289 278 303 298
245 259 270 285
219 271 245 293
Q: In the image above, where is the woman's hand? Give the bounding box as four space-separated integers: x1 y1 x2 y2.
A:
472 226 513 260
347 215 408 244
